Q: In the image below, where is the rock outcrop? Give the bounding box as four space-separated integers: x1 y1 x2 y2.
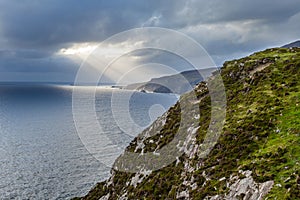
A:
208 170 274 200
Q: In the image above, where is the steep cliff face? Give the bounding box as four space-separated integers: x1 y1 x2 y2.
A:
77 48 300 200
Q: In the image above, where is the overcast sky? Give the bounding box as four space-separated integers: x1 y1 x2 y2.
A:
0 0 299 83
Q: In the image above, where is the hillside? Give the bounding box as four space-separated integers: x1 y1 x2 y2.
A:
282 40 300 48
125 68 214 94
76 47 300 199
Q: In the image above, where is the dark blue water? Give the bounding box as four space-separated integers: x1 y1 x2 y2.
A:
0 85 178 199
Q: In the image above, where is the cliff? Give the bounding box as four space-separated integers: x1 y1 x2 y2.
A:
76 47 300 200
282 40 300 48
125 68 215 94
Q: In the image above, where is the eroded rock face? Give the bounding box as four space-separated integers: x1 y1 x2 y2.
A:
207 170 274 200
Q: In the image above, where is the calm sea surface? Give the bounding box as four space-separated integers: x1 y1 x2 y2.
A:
0 85 178 199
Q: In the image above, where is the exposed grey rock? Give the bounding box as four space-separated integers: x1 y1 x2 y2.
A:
176 189 190 199
130 169 152 188
99 193 110 200
207 170 274 200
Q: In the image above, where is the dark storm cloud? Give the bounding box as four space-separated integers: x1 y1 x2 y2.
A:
0 50 52 59
0 0 299 81
1 0 299 50
0 0 160 49
0 0 162 81
158 0 300 27
0 49 78 82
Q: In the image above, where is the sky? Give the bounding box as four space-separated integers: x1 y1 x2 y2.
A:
0 0 299 83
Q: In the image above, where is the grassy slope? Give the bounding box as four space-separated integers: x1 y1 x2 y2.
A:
77 48 300 200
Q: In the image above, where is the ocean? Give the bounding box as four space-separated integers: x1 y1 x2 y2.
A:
0 85 178 199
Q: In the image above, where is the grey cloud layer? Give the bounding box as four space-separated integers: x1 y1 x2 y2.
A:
0 0 158 49
0 0 299 81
